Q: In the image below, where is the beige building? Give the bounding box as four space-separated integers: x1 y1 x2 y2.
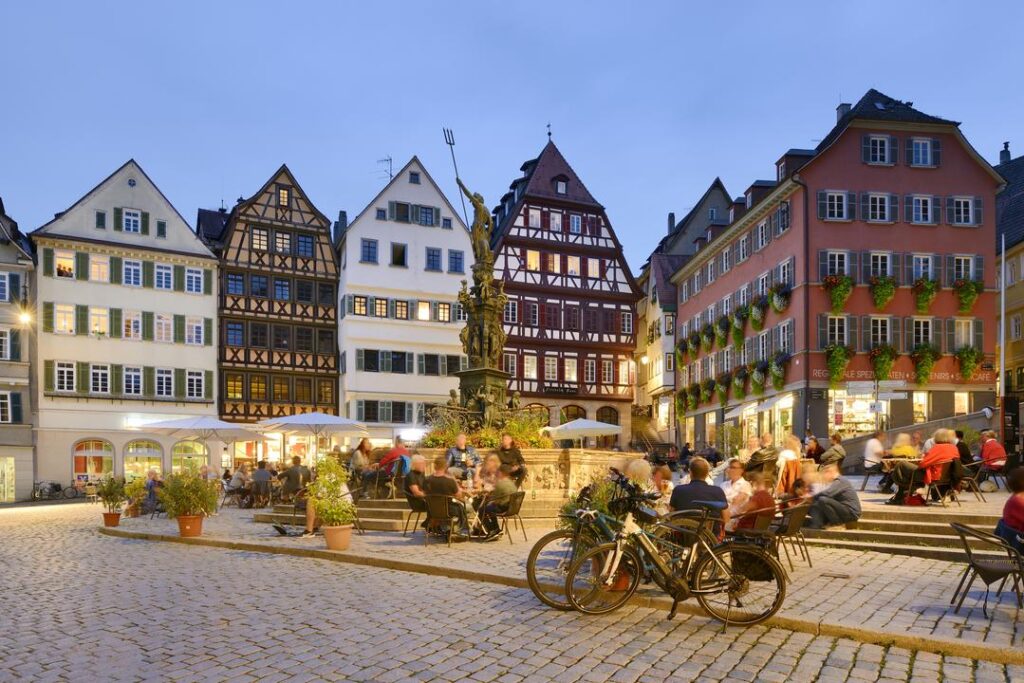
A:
0 198 35 501
32 160 220 484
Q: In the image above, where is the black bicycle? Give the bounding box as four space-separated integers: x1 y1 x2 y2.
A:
32 480 80 500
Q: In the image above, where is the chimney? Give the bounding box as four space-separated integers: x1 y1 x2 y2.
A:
333 210 348 244
836 102 852 122
667 212 676 234
1001 142 1012 165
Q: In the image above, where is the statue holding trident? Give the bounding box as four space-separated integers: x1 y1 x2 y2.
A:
457 177 495 269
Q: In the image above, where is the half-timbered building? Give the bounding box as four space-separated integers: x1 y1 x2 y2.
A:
491 141 640 446
198 165 339 465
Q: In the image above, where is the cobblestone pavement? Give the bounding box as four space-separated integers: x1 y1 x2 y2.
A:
0 505 1020 682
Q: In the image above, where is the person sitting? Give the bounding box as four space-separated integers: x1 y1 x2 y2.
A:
732 472 777 531
805 436 825 464
862 431 888 491
978 430 1008 484
780 478 808 509
669 457 729 534
424 455 469 535
478 466 518 540
221 468 232 482
228 463 251 492
496 434 527 488
475 455 501 493
701 442 722 467
739 436 761 464
889 428 959 505
251 460 273 507
889 433 919 459
278 456 311 501
818 433 846 470
445 433 481 481
721 458 752 520
361 437 408 496
746 433 778 479
405 454 427 499
994 468 1024 553
805 463 861 529
349 437 373 480
652 464 673 515
954 430 973 467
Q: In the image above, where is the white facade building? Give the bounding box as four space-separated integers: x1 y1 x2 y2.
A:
32 160 220 483
337 157 472 442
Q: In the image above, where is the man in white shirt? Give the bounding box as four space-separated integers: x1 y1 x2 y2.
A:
863 431 889 492
720 458 752 517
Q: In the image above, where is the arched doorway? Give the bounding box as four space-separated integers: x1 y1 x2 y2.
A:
73 439 114 483
560 405 586 424
596 406 620 449
172 441 208 473
124 440 163 481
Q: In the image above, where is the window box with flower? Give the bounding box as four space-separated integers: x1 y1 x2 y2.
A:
688 331 702 358
731 306 748 350
715 372 731 406
769 351 790 391
768 283 792 313
868 275 897 310
750 296 769 331
956 346 983 380
701 323 715 352
750 359 770 396
715 315 730 348
686 382 700 411
700 378 716 404
732 365 749 399
952 279 984 314
822 274 854 314
910 344 940 385
824 344 855 388
868 344 899 381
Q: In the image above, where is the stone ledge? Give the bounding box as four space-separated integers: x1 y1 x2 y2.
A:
97 527 1024 666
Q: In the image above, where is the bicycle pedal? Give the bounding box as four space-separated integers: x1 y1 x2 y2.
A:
667 599 679 621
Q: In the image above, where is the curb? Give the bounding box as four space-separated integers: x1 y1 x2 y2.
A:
98 527 1024 665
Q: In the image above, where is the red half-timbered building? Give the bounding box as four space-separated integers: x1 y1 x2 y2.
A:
491 141 640 445
198 165 339 429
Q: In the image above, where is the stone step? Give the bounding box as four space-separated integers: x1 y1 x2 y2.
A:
800 536 1000 563
851 518 979 537
858 508 1001 526
803 527 990 550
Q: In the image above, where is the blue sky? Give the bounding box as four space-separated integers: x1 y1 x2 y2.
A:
1 1 1022 269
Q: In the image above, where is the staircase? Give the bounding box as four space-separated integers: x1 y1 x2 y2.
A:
253 495 568 532
802 506 1004 562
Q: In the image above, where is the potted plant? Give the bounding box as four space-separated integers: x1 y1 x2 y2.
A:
715 315 730 348
731 306 748 350
768 283 792 313
824 344 855 388
953 279 984 314
869 275 897 310
869 345 899 381
124 478 147 518
910 344 940 385
751 360 770 395
701 323 715 352
732 365 749 399
956 346 984 380
157 467 220 538
769 351 791 391
715 372 731 406
750 296 769 331
687 331 701 358
912 277 939 313
307 456 356 551
96 476 126 527
822 274 854 314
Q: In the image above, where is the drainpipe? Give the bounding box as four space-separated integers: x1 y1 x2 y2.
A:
793 173 811 433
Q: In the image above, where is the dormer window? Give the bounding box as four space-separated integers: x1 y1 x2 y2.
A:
745 192 752 209
409 171 421 184
277 187 290 207
556 180 567 195
729 207 735 222
708 208 717 220
706 229 712 242
777 161 786 181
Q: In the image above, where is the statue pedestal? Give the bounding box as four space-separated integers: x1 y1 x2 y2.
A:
455 366 510 425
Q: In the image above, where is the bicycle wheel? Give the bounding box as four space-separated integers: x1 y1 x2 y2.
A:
691 544 786 626
526 528 599 609
565 542 643 615
62 486 79 499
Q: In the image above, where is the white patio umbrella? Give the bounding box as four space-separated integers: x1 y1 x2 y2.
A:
141 416 264 444
541 418 623 441
256 412 367 440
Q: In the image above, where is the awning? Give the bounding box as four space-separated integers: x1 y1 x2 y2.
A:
756 395 784 413
723 405 744 420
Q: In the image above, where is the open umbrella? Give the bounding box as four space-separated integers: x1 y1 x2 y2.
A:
256 412 367 440
541 418 623 441
141 416 264 443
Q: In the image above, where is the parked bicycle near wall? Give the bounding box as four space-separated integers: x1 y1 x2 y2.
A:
31 480 80 500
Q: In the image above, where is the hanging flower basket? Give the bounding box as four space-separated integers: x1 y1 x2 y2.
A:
822 274 854 314
700 324 714 352
768 283 792 313
675 389 688 420
912 278 939 314
824 344 855 388
676 340 688 365
715 372 732 406
953 279 984 314
732 366 749 399
910 344 940 386
750 296 769 331
869 275 897 310
750 360 770 396
731 306 748 350
769 351 791 391
700 378 716 404
686 383 700 410
956 346 984 380
868 344 899 381
715 315 730 348
687 331 701 358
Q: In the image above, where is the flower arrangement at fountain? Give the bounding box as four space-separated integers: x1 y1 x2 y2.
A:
715 315 730 348
700 378 716 404
910 344 940 385
956 346 983 380
701 323 715 352
715 372 731 406
869 275 897 310
750 295 769 331
731 306 748 350
869 344 899 381
824 344 855 388
732 365 749 399
911 277 939 313
822 274 854 314
750 359 770 396
769 351 790 391
952 278 984 314
768 283 792 313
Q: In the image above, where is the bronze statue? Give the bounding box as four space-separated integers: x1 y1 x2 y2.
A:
446 389 460 409
457 178 494 268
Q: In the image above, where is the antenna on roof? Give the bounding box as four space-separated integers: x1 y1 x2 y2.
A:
220 199 226 210
547 122 552 140
442 127 470 226
377 155 393 180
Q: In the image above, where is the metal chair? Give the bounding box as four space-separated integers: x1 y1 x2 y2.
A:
496 491 528 544
404 493 427 537
924 462 959 508
424 495 457 547
949 523 1024 617
771 502 813 574
958 462 987 503
251 480 272 508
860 463 885 492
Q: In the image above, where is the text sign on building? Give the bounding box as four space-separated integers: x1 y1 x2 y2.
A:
878 392 908 400
845 381 874 395
878 380 907 390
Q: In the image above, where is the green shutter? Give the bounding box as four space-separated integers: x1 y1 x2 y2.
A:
203 269 213 296
113 208 123 231
156 220 166 238
141 212 150 235
44 360 54 392
204 318 212 346
9 273 20 303
76 362 89 393
75 252 88 281
173 315 185 344
42 302 54 333
110 257 122 284
109 309 122 338
174 369 185 398
75 305 88 336
9 330 20 362
142 312 154 341
111 365 123 396
9 392 21 423
204 370 213 400
173 265 185 292
42 248 54 277
142 261 154 288
143 366 155 396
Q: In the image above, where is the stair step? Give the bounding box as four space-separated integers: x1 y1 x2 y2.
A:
804 528 989 550
858 509 1001 526
801 536 1000 563
850 519 995 536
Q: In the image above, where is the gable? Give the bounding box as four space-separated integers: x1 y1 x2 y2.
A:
235 165 331 231
32 160 214 259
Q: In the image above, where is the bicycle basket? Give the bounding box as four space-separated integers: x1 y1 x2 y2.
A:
731 549 775 582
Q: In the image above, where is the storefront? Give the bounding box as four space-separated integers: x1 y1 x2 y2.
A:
828 390 889 438
225 434 343 471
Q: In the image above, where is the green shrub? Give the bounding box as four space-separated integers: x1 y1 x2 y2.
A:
96 476 126 514
308 456 356 526
157 469 219 519
558 476 617 530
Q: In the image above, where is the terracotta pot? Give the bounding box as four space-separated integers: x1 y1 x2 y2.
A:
102 512 121 527
322 524 353 551
176 515 204 538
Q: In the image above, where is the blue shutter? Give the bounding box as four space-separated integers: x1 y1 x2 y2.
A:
861 135 871 163
817 191 827 220
932 138 942 166
889 195 899 223
974 198 984 226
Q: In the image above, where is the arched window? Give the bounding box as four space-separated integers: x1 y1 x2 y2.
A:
124 440 163 481
560 405 586 424
73 439 114 482
172 440 208 473
596 407 620 449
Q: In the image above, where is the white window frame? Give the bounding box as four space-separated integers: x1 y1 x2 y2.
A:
620 311 633 335
870 317 891 348
778 260 792 286
567 256 580 276
756 221 769 249
124 366 142 396
584 359 596 383
738 236 749 262
90 364 110 395
911 138 933 167
122 209 141 233
550 212 562 231
155 368 173 398
185 317 204 346
89 307 109 337
503 352 517 376
185 268 203 294
544 356 557 382
913 318 933 347
870 252 891 278
523 355 537 380
778 320 792 353
601 360 614 384
55 250 75 279
55 304 75 335
89 255 110 283
564 357 578 383
155 314 173 343
503 301 518 324
912 254 932 281
953 256 974 282
56 361 75 392
186 370 204 399
721 247 731 274
868 136 890 164
954 319 973 350
528 208 541 229
867 194 890 222
155 264 173 290
827 316 847 346
569 215 582 234
952 197 974 226
1012 315 1022 342
706 260 715 284
912 195 934 224
827 251 849 276
757 272 770 296
123 259 142 287
826 192 848 220
758 332 770 360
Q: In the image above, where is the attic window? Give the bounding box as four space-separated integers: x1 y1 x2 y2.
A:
708 208 717 220
777 161 786 181
278 187 290 207
409 172 421 184
874 102 886 111
745 192 753 209
555 179 567 195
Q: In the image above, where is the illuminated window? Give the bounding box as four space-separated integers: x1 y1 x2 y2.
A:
417 301 431 321
526 250 540 271
89 255 109 282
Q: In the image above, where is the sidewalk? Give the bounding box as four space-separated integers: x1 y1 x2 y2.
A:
102 505 1024 664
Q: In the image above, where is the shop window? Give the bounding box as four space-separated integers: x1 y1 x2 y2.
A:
73 439 113 483
954 392 970 416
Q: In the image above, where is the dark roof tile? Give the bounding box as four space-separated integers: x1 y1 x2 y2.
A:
997 155 1024 250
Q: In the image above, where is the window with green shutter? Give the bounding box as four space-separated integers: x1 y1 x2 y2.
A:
173 315 185 344
204 370 213 400
43 248 54 277
75 253 88 281
156 220 166 238
143 366 155 396
142 312 154 341
142 261 154 288
204 318 213 346
113 208 123 231
10 392 22 423
76 362 89 393
110 256 122 284
109 309 122 338
9 330 20 362
141 212 150 235
44 360 54 392
111 365 123 396
203 269 213 295
173 265 185 292
42 302 54 333
174 369 186 398
75 305 88 336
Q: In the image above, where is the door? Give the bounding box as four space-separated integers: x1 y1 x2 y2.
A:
0 457 14 502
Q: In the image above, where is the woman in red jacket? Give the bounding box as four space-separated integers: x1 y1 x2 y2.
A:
888 428 959 505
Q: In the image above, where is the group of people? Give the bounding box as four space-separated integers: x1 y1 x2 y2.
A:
222 457 312 507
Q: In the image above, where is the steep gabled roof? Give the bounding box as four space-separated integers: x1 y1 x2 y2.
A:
196 208 230 247
0 197 34 262
816 89 959 154
518 140 601 207
998 154 1024 250
649 253 688 311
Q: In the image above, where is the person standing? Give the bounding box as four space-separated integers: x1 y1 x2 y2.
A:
496 434 527 488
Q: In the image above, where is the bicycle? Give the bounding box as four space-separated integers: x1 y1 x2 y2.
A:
31 480 80 500
564 486 787 626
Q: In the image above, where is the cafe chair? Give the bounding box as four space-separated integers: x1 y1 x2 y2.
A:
949 523 1024 618
859 463 885 492
924 462 959 508
497 491 528 544
424 495 457 548
404 492 427 537
958 462 987 503
252 480 272 509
